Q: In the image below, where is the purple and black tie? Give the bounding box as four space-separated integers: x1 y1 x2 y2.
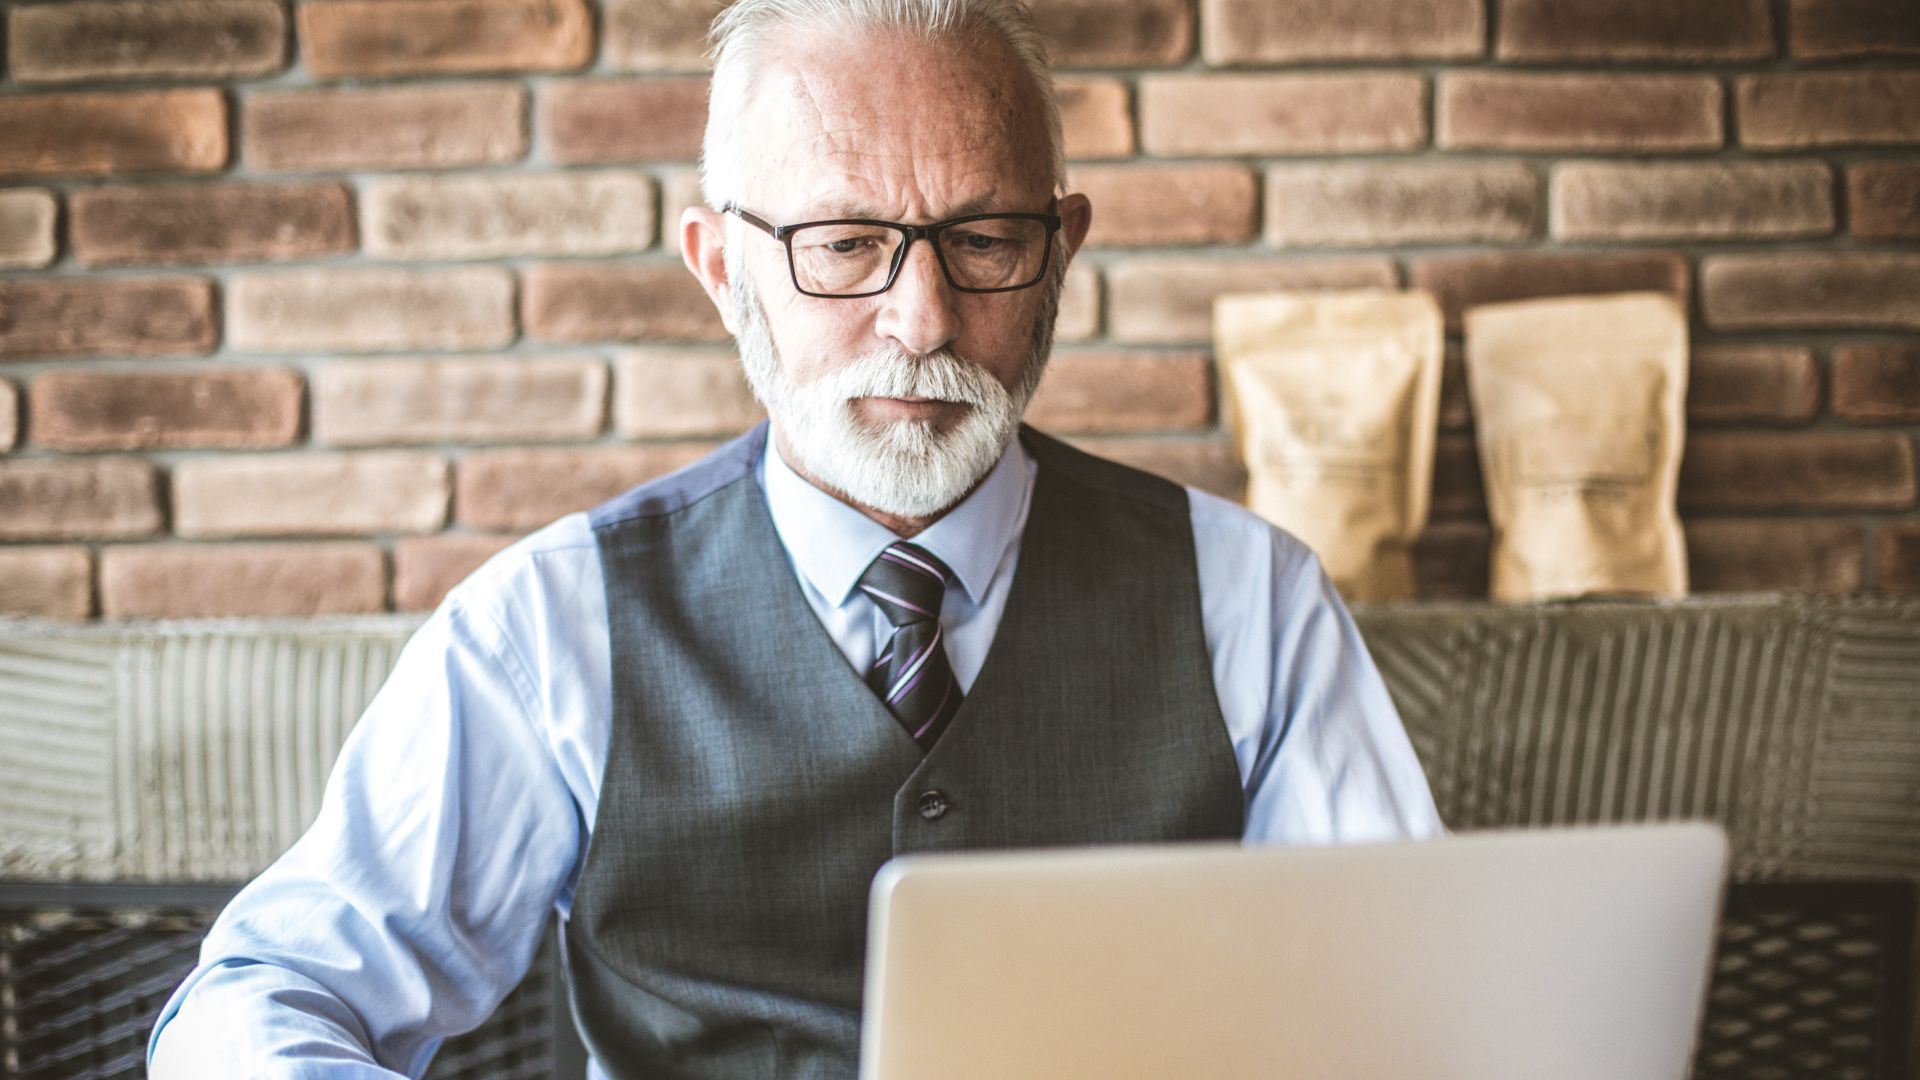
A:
858 541 963 751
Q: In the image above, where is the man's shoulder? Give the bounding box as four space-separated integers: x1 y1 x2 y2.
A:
444 513 601 616
1025 428 1314 566
1184 484 1321 585
588 424 768 530
1019 426 1186 513
434 427 777 635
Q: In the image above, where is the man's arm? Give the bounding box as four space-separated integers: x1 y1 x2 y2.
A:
1190 489 1444 845
149 597 583 1077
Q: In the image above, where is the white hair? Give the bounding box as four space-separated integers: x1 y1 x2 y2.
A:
699 0 1065 211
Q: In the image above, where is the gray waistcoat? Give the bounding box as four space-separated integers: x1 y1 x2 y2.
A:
569 423 1243 1079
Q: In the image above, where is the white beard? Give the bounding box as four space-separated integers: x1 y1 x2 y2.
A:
731 267 1058 519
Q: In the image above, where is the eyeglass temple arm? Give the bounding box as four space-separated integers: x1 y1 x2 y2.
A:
723 204 781 237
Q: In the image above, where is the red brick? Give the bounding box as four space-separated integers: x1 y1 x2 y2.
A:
458 445 715 531
299 0 591 79
173 452 450 538
0 547 92 619
1688 346 1820 425
614 348 762 439
1790 0 1920 59
1686 519 1865 593
522 264 728 343
1202 0 1482 62
1107 256 1398 344
1702 254 1920 331
1431 435 1487 520
0 89 226 179
542 78 708 164
1738 73 1920 149
1881 524 1920 593
313 356 607 446
1680 432 1916 510
1551 162 1833 242
69 182 355 267
1067 165 1257 247
1832 344 1920 423
0 188 58 269
31 368 303 451
0 378 16 451
227 268 516 354
603 0 715 71
1413 522 1491 600
394 534 517 612
362 172 655 260
0 278 217 361
100 542 386 618
1031 0 1194 67
0 459 162 540
1026 350 1212 434
1139 73 1426 156
1070 436 1246 499
1439 73 1722 152
1059 77 1134 160
1266 161 1539 247
1057 264 1101 342
1497 0 1774 61
7 0 285 83
1848 163 1920 240
244 83 527 173
1408 251 1690 332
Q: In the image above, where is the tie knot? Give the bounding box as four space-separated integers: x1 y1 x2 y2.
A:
857 542 952 627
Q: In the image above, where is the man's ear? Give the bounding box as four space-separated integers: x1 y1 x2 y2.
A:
1056 192 1093 262
682 205 739 335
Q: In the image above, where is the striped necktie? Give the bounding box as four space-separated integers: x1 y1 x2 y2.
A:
858 541 963 751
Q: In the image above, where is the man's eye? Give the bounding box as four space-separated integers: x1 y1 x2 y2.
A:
810 234 884 255
953 232 1002 251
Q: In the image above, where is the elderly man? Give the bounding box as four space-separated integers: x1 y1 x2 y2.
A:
150 0 1440 1076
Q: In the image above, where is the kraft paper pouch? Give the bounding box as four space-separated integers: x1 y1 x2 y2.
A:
1464 292 1689 602
1214 290 1443 602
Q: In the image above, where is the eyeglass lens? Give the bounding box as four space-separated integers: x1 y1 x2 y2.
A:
787 217 1050 296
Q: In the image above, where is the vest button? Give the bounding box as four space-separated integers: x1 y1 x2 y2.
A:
917 790 949 821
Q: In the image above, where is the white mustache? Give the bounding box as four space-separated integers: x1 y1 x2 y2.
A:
816 347 1005 411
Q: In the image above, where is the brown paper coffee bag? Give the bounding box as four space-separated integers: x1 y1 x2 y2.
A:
1464 292 1688 602
1214 290 1443 602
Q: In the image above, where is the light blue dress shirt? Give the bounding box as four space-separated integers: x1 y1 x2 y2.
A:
149 434 1443 1078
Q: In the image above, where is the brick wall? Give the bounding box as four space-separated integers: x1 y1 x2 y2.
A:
1 0 1917 618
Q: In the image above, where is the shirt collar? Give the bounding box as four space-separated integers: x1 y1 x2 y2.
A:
761 431 1032 608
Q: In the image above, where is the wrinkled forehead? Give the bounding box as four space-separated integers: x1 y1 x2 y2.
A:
735 29 1054 220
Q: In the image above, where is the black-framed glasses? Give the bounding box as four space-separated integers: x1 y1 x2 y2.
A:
724 203 1063 299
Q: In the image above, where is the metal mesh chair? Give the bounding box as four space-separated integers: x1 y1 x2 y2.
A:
6 881 1913 1079
0 888 584 1079
2 911 201 1079
1696 881 1913 1080
1358 599 1920 1072
4 601 1917 1077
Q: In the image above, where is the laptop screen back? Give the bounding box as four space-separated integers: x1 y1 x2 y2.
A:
860 824 1726 1080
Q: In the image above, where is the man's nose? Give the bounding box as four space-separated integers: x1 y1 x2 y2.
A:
873 239 961 356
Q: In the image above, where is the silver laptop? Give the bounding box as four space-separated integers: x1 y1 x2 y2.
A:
859 823 1726 1080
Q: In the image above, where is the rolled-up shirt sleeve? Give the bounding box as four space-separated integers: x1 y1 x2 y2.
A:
149 596 583 1077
